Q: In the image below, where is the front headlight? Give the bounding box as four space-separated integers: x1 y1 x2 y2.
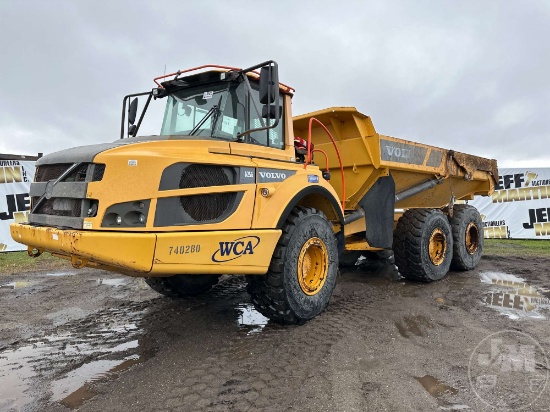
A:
102 200 150 227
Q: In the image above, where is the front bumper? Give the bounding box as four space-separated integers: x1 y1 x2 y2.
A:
10 223 281 276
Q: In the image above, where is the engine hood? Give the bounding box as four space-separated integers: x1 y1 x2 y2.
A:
36 136 172 166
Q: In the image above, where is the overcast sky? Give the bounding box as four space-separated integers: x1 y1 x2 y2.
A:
1 0 549 167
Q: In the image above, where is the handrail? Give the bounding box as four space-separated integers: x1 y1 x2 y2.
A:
312 149 329 172
153 64 296 93
305 117 346 210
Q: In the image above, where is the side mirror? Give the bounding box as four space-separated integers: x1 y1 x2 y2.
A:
128 98 138 125
262 105 282 119
259 64 279 104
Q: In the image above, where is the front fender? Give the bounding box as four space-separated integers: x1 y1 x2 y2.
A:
252 171 344 229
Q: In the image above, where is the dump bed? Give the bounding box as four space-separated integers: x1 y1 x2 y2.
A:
293 107 497 211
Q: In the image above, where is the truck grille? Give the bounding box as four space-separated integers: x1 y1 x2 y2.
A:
180 193 232 221
35 164 72 182
33 198 83 217
178 165 233 221
34 163 106 183
179 164 231 189
92 164 106 181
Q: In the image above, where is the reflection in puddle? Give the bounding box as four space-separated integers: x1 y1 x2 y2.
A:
480 272 550 320
52 352 149 409
439 405 470 410
395 315 432 338
46 271 78 277
0 281 31 289
59 354 148 409
0 308 147 410
236 303 269 334
96 278 128 287
415 375 458 398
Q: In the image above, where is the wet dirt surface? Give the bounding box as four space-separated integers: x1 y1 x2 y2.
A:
1 254 550 411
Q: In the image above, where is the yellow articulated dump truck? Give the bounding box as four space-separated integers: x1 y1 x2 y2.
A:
11 61 497 324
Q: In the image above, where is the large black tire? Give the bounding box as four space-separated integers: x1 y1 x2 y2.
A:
449 204 483 271
393 208 453 282
246 207 339 325
144 274 220 297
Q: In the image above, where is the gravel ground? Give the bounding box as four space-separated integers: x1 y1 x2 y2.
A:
1 253 549 411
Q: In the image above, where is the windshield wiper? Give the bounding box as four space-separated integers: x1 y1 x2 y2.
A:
189 105 219 136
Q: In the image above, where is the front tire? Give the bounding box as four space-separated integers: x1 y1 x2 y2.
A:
393 208 453 282
449 204 483 271
144 274 220 297
247 207 339 325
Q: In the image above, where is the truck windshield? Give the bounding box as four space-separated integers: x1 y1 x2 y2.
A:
159 79 284 149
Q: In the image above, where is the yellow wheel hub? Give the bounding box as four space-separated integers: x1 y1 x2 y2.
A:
465 222 480 254
428 228 447 266
297 237 329 296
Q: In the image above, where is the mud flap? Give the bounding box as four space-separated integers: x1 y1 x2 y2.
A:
358 175 395 249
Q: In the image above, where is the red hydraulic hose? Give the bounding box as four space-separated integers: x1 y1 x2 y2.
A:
305 118 346 210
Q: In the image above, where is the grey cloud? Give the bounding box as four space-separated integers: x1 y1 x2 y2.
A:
0 0 548 166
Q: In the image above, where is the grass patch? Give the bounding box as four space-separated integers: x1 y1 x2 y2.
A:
0 251 71 276
484 239 550 258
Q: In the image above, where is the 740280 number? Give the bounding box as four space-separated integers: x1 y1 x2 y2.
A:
168 244 201 255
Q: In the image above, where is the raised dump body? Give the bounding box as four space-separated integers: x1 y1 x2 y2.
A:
293 107 497 213
294 107 497 267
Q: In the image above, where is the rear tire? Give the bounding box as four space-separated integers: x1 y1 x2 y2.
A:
449 204 483 271
144 274 220 297
246 207 339 325
393 208 453 282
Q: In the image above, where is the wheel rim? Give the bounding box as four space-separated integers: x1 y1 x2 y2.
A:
465 221 480 254
428 228 447 266
297 237 329 296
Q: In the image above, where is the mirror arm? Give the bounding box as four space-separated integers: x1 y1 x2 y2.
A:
237 114 280 139
119 91 152 139
133 93 153 137
241 60 277 75
120 96 128 139
127 100 132 138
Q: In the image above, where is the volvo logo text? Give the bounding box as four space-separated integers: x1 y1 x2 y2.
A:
385 146 411 159
258 171 287 180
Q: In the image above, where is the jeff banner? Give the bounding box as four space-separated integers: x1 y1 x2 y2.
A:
469 168 550 239
0 160 35 251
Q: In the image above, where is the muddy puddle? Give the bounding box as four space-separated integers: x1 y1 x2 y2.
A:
395 315 433 338
480 272 550 320
0 280 31 289
415 375 469 410
236 303 269 334
45 271 78 277
416 374 458 397
0 306 149 410
95 277 129 287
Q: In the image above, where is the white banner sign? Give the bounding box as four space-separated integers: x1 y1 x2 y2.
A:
469 168 550 239
0 160 35 251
